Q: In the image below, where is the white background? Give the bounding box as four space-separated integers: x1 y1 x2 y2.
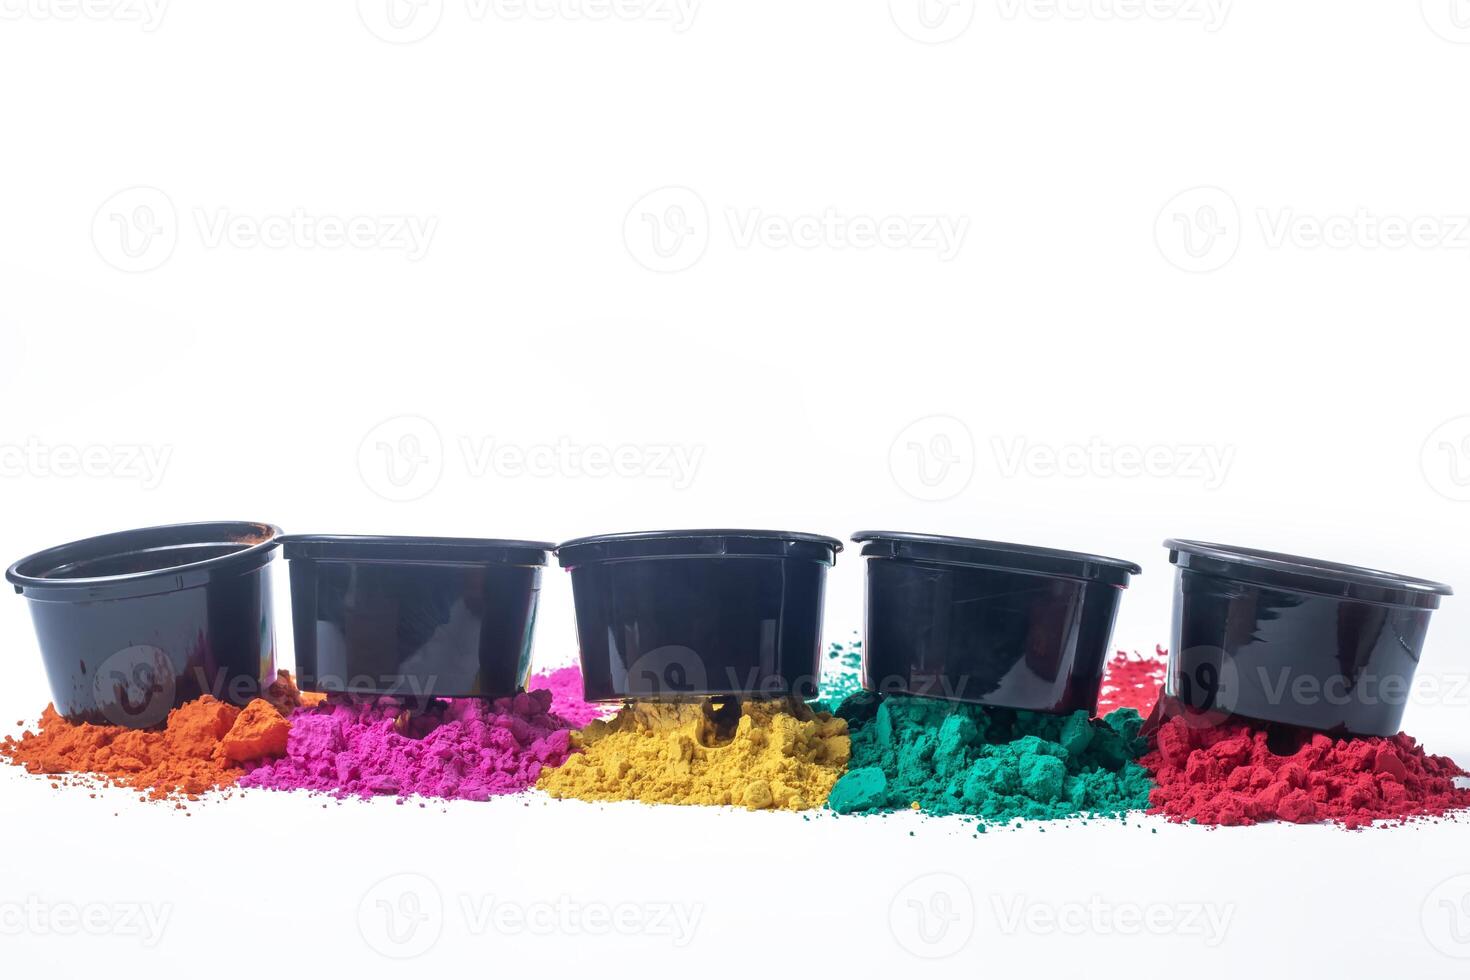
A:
4 2 1470 976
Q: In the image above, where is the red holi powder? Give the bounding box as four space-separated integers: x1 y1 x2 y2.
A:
1095 645 1168 716
1142 698 1470 829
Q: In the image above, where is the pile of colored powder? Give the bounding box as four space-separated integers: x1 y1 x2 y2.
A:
2 695 291 801
810 639 864 713
1143 705 1470 828
828 693 1152 823
528 665 611 727
538 697 850 811
1096 646 1168 716
241 689 576 800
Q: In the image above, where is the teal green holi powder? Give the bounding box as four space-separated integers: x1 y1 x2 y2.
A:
809 639 864 714
828 693 1153 823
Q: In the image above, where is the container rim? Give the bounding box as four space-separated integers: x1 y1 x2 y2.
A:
556 529 843 566
6 521 282 599
1165 539 1453 605
279 534 554 565
852 530 1141 585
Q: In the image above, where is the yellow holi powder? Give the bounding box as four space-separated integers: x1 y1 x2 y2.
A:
538 697 849 811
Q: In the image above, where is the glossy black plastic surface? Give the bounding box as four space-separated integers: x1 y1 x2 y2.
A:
557 530 842 701
282 535 552 699
854 531 1140 714
6 521 281 728
1165 540 1454 736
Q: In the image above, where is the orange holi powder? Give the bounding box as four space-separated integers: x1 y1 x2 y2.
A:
3 693 291 802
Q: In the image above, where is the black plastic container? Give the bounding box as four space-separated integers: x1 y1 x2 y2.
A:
557 529 842 701
281 535 553 699
6 521 282 728
1165 540 1453 736
853 531 1141 713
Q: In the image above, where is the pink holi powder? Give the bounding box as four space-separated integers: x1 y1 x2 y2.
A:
528 664 610 727
1095 645 1168 716
242 689 573 801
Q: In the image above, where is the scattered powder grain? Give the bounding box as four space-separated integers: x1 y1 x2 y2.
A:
2 695 290 800
829 693 1152 823
538 697 850 811
1143 701 1470 828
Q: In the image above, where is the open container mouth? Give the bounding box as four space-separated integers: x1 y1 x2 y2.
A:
1165 539 1453 609
853 530 1141 587
7 521 282 601
279 534 554 566
556 529 843 567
